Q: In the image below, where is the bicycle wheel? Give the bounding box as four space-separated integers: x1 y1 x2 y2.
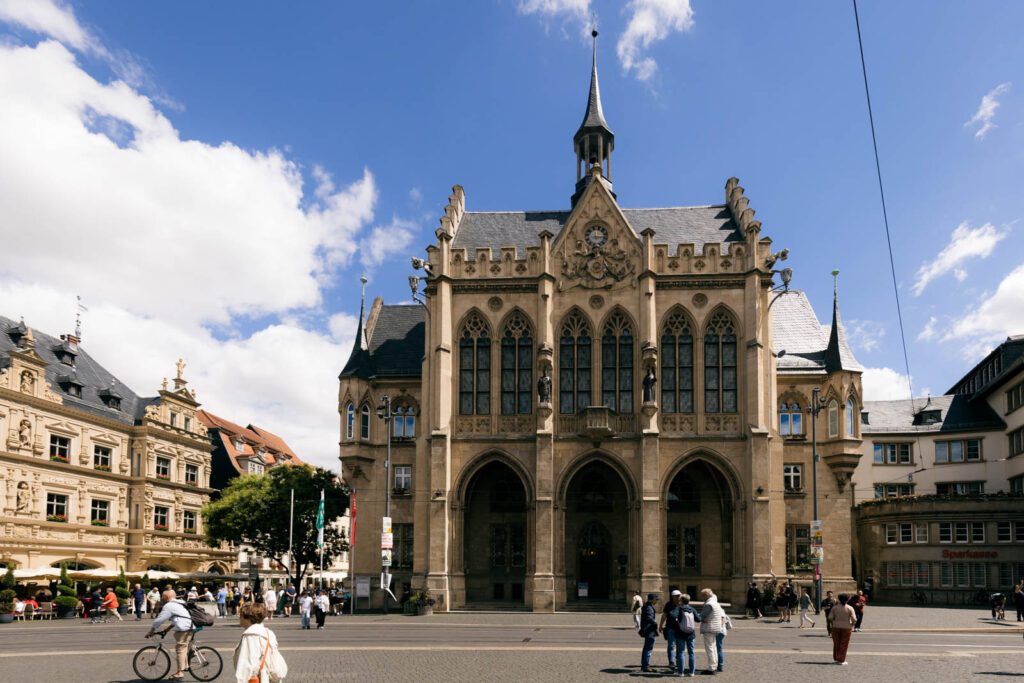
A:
132 645 171 681
189 645 224 681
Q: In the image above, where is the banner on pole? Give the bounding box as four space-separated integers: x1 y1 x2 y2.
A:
381 549 392 567
382 516 392 534
316 489 326 549
381 532 393 549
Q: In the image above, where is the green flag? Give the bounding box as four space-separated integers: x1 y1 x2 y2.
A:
316 489 325 548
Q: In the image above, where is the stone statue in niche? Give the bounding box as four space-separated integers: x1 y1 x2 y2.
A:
20 371 34 394
642 367 657 404
16 481 30 512
537 366 552 404
18 419 31 447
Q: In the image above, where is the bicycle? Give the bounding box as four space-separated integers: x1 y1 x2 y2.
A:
132 628 223 681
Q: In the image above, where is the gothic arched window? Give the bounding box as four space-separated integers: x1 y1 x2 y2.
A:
661 310 694 414
601 310 634 413
846 398 856 437
559 310 592 415
500 311 533 415
459 312 491 415
345 403 355 440
779 401 802 436
360 403 370 439
827 399 839 438
704 310 738 413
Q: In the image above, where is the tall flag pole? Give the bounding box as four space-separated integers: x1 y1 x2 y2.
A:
316 489 325 588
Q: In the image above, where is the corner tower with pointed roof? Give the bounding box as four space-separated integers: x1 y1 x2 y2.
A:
572 30 615 207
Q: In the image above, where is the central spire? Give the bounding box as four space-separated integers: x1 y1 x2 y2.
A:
572 29 615 207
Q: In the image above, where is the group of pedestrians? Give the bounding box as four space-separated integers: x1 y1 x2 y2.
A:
636 588 731 676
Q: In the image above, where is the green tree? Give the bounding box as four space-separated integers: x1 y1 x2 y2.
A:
202 465 349 589
54 562 79 612
115 567 130 604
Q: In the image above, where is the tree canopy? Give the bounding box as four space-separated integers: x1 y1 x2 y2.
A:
202 465 349 586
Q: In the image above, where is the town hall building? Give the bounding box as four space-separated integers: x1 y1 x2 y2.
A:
339 38 864 612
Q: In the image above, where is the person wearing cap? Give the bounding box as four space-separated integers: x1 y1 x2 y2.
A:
661 590 700 676
639 593 660 672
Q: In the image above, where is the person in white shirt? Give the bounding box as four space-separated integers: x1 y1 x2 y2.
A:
263 587 278 620
147 589 193 680
187 586 199 602
233 603 287 683
298 591 313 630
314 590 330 629
630 589 643 630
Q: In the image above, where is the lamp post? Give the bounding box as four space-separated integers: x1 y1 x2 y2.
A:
809 387 828 610
376 394 393 614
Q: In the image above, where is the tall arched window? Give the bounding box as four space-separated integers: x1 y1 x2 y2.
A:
345 403 355 440
601 310 634 413
500 311 533 415
559 310 592 414
779 401 802 436
827 399 839 438
661 310 694 413
704 310 738 413
360 403 370 439
845 398 856 437
459 312 491 415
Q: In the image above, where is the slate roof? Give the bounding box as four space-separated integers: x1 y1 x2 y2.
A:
861 394 1005 434
946 335 1024 398
770 292 829 373
340 305 425 380
450 206 743 256
0 315 147 425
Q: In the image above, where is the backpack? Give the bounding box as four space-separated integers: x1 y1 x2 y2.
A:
677 608 695 635
185 601 215 627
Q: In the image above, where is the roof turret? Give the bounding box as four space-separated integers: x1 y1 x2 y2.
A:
824 270 863 373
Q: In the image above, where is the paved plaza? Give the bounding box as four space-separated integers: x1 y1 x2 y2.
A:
0 606 1021 682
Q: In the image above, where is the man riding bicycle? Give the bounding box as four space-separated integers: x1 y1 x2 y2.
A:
147 589 193 680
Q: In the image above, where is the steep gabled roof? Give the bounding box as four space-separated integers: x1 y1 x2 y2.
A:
861 394 1005 434
340 304 425 380
0 315 146 424
771 291 829 373
823 285 863 373
197 409 304 472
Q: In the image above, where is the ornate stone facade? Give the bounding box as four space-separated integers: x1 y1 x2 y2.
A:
338 47 863 611
0 319 234 573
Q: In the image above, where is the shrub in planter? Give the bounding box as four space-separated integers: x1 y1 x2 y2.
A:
115 568 130 613
54 563 79 618
0 589 16 624
408 590 436 616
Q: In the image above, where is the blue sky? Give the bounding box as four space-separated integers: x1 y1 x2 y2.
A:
1 1 1021 466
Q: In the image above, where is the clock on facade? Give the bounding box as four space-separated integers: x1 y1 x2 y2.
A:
585 224 608 248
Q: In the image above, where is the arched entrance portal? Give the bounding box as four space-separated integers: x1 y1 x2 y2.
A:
463 460 530 604
565 461 630 602
665 459 734 596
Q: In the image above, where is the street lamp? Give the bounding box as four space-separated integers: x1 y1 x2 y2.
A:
376 394 393 614
809 387 829 611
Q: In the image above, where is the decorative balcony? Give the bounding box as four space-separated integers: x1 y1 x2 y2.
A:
557 406 636 442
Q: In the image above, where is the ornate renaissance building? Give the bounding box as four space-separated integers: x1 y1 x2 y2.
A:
339 44 864 611
0 316 234 574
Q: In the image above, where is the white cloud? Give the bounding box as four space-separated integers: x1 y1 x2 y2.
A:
359 218 417 269
0 37 398 468
0 40 377 328
917 316 939 342
846 319 886 353
616 0 694 81
912 221 1008 296
942 264 1024 359
965 82 1011 140
517 0 591 25
0 0 101 55
862 367 917 401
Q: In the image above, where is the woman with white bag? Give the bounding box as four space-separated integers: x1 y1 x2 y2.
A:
233 603 288 683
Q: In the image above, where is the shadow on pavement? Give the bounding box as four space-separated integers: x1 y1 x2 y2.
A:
796 661 838 666
599 665 674 677
975 674 1024 678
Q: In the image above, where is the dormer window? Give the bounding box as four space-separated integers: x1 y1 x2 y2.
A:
233 436 246 453
57 373 84 398
918 409 941 425
98 386 123 411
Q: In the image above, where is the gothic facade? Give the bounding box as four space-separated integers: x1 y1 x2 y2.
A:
339 45 864 611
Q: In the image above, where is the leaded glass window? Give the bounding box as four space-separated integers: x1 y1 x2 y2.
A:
661 310 694 413
601 310 634 413
559 310 592 414
704 311 737 413
501 311 533 415
459 311 491 415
